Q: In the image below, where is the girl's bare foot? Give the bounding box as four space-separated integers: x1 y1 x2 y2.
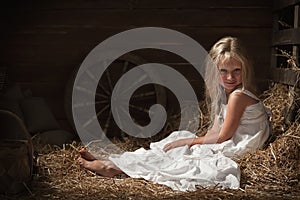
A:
79 148 97 161
77 157 122 178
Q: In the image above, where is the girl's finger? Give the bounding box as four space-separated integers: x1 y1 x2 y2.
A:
163 144 170 152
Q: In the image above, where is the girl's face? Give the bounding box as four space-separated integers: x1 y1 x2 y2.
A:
218 57 243 94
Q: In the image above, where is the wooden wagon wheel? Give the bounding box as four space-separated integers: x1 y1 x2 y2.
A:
65 53 167 138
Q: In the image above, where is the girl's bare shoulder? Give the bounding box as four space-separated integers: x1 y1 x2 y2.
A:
229 91 259 106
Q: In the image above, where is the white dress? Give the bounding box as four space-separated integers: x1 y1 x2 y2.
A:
109 89 270 191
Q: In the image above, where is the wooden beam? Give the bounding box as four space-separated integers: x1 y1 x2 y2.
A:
271 68 300 87
273 0 300 11
272 27 300 45
293 5 299 66
3 9 271 28
133 0 273 9
2 0 273 10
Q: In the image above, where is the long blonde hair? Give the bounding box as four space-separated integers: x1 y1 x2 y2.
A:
205 36 256 125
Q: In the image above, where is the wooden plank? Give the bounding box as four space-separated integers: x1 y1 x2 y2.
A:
6 60 270 82
8 67 71 83
8 63 204 84
2 0 272 10
272 27 300 45
1 27 271 47
132 46 270 66
254 61 272 75
0 27 271 61
293 5 299 66
271 68 300 87
0 44 91 66
132 0 272 9
273 0 300 11
2 0 130 10
1 8 272 28
1 45 270 76
270 48 278 70
19 82 66 98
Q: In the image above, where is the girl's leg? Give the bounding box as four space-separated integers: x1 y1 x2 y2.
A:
78 148 97 161
78 157 123 177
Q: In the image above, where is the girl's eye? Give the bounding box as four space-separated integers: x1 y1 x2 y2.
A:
218 68 241 76
233 69 241 74
219 69 228 75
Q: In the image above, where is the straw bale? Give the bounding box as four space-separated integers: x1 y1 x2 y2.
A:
1 83 299 200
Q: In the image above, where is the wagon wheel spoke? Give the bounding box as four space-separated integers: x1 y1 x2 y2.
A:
82 104 110 128
119 105 143 132
131 91 156 99
75 86 108 99
96 104 110 117
103 109 112 134
105 65 114 92
85 69 98 83
82 68 111 97
129 104 154 115
86 67 111 96
97 82 111 96
82 115 97 128
96 100 109 104
122 61 129 74
112 61 129 96
121 74 148 96
73 100 106 108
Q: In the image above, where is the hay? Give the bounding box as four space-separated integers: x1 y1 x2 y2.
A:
1 83 300 200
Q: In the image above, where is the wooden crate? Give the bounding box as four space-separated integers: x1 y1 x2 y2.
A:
271 0 300 87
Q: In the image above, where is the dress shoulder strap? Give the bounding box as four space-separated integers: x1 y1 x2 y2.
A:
231 88 260 101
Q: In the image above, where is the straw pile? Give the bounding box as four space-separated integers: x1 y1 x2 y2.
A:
1 83 299 200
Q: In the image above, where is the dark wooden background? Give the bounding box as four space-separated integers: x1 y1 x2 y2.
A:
0 0 273 132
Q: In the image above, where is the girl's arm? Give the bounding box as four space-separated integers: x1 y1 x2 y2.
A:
192 92 250 145
163 92 256 152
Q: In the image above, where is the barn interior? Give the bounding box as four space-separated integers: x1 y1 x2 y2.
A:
0 0 299 199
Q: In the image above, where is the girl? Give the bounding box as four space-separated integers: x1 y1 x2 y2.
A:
78 36 270 191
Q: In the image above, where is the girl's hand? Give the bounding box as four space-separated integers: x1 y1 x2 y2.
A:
163 138 194 152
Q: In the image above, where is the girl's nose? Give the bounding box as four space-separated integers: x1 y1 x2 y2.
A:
226 73 234 80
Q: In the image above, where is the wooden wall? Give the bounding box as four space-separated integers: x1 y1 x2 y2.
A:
0 0 273 132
